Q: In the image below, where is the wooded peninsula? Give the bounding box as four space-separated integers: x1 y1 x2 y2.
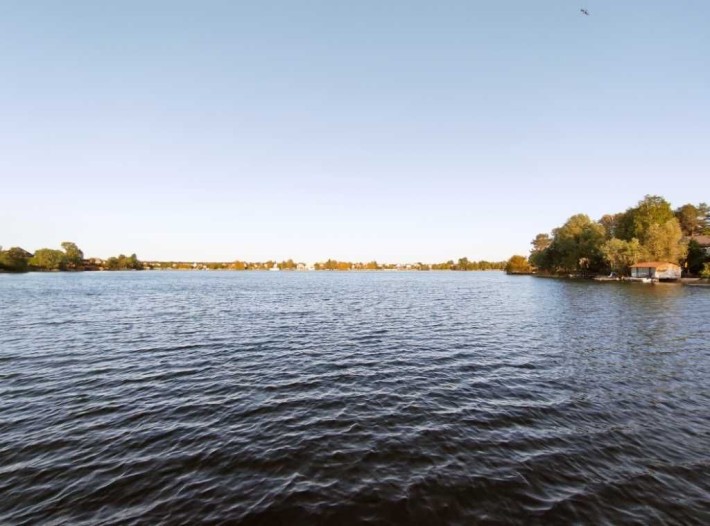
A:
505 195 710 279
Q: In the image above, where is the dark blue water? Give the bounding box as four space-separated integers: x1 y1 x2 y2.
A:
1 271 709 524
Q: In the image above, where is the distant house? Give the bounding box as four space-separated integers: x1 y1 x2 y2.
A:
690 235 710 256
629 262 682 281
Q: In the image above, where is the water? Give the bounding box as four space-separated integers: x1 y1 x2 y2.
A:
1 271 709 525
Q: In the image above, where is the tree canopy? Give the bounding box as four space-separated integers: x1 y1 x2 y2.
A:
61 242 84 268
0 247 31 272
526 195 708 277
29 249 67 271
505 255 532 274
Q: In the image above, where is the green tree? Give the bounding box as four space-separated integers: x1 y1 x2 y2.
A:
529 233 552 269
127 253 142 270
619 195 674 243
675 204 700 237
644 219 687 263
550 214 606 274
701 263 710 279
601 238 644 275
280 259 296 270
29 249 67 271
61 241 84 269
599 213 623 239
0 247 31 272
505 255 532 274
323 259 338 270
699 203 710 234
685 239 709 275
107 253 143 270
106 257 119 270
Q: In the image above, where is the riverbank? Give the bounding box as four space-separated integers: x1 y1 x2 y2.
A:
531 273 710 287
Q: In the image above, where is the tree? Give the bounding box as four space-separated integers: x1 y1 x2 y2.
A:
505 255 532 274
599 213 623 239
643 219 687 263
280 259 296 270
127 253 142 270
0 247 31 272
619 195 674 243
529 233 552 269
675 204 700 237
106 257 119 270
601 238 644 275
61 241 84 269
685 239 709 275
549 214 606 274
699 203 710 234
531 233 552 252
29 249 67 271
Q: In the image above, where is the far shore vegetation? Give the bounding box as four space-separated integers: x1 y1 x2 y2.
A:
5 195 709 280
0 243 506 274
505 195 710 280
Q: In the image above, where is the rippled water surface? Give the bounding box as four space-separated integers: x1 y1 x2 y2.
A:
1 271 709 524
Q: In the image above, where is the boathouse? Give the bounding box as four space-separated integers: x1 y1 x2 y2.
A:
629 262 682 281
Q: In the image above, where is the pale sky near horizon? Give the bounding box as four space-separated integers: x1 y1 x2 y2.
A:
1 1 708 263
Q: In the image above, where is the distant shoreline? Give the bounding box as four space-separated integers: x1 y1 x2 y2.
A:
0 243 507 273
1 267 506 274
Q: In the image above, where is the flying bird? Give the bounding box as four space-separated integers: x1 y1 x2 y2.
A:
580 8 590 16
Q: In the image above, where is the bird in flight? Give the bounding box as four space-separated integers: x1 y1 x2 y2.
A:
580 8 590 16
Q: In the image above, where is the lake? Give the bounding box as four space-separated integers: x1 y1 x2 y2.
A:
1 271 708 524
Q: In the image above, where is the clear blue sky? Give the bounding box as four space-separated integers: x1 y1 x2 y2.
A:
2 1 708 262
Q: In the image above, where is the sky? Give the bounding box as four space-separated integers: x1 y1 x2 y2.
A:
1 1 708 263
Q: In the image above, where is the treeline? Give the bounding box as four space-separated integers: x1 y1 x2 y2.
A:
313 258 505 271
104 254 143 271
514 195 710 277
2 244 506 273
146 258 505 271
0 242 143 272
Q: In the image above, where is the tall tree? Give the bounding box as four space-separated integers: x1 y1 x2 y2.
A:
599 213 623 239
685 240 709 275
61 241 84 269
619 195 674 243
698 202 710 234
550 214 606 273
644 219 687 263
529 233 552 269
674 204 702 236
